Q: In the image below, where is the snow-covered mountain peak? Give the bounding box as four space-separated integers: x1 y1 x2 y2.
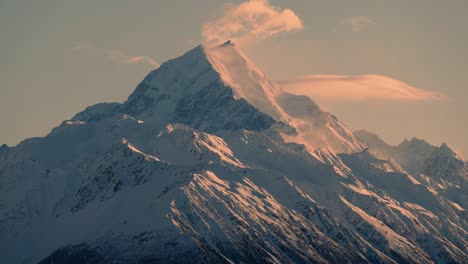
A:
439 142 464 160
423 143 467 187
356 129 467 188
119 44 277 132
124 40 287 123
399 137 431 149
114 43 366 153
1 43 467 264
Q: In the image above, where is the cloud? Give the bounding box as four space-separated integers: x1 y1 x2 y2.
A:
202 0 303 46
71 42 159 68
278 75 441 102
344 16 374 32
105 50 159 67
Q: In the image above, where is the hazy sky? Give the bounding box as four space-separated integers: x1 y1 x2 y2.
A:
1 0 467 157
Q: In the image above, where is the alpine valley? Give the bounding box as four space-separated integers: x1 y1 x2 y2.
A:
1 41 466 264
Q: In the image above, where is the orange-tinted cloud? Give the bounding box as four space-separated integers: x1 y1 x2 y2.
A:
344 16 374 32
202 0 303 46
71 42 159 68
278 75 442 101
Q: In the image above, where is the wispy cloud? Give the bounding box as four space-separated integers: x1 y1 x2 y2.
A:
278 75 442 102
71 42 159 68
105 50 159 68
344 16 374 32
202 0 303 47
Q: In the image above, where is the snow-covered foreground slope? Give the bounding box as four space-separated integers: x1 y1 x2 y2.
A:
1 42 466 264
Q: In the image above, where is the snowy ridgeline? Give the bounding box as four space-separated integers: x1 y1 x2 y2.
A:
0 41 466 264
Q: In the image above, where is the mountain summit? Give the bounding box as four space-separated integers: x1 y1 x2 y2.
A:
0 43 466 264
97 41 364 153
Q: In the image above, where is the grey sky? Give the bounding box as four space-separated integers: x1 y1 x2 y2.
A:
1 0 467 156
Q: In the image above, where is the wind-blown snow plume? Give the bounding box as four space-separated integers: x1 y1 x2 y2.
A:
202 0 303 46
278 74 441 102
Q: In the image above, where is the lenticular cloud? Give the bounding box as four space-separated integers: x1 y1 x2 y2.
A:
202 0 303 46
278 74 441 102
